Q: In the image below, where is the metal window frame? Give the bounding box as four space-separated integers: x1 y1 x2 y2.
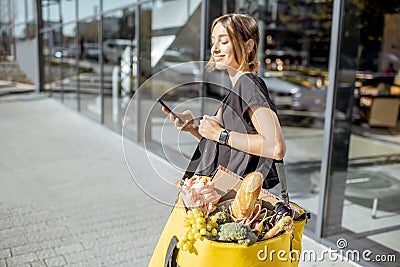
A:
316 0 344 240
35 0 44 93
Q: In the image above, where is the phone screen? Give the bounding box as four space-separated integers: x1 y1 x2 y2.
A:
157 98 185 124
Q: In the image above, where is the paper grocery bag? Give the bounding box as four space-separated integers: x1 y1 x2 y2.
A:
211 166 243 202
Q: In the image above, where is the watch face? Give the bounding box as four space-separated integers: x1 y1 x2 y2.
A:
219 130 229 144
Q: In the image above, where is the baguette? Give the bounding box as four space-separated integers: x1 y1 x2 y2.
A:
231 172 264 219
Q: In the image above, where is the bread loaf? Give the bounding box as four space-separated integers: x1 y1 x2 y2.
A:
231 172 263 219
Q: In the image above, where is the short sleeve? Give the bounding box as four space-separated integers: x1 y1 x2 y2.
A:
234 74 277 118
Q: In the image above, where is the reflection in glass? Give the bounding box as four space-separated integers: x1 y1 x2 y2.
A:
132 0 202 161
78 0 99 20
42 30 51 92
103 8 136 132
0 1 10 24
15 24 26 40
27 0 34 21
0 29 12 57
42 24 63 101
103 0 135 13
78 17 101 122
60 0 76 24
43 0 61 25
13 0 26 24
61 23 78 110
152 0 199 29
43 55 53 95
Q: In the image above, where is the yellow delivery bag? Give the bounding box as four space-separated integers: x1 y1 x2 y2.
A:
149 163 308 267
149 196 306 267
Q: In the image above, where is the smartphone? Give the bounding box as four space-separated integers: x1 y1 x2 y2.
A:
157 98 185 124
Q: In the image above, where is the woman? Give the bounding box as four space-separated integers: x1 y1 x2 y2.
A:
163 13 286 189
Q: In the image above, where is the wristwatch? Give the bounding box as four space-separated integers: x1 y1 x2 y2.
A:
218 129 230 145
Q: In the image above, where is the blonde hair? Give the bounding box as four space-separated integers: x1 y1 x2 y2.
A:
207 13 259 74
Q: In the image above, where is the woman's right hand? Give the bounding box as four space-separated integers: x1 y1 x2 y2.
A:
162 107 199 134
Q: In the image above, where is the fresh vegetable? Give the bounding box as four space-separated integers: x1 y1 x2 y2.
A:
212 204 229 214
262 216 294 240
256 221 273 241
217 222 257 246
211 211 231 225
273 202 293 223
250 209 275 241
209 203 232 225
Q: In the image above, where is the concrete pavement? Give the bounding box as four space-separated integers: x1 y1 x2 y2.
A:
0 95 175 266
0 93 360 266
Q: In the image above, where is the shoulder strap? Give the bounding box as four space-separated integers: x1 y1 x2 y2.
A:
164 236 180 267
182 138 219 180
274 160 289 204
182 142 202 180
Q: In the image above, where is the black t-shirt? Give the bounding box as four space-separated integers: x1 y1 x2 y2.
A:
185 73 280 189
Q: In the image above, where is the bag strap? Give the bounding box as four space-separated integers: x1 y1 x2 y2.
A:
164 236 180 267
182 138 208 180
274 160 289 205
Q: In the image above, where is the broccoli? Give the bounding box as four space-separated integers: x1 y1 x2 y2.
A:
210 204 232 225
217 222 257 246
211 211 232 225
211 204 229 214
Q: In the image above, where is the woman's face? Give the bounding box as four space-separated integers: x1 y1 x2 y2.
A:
211 22 240 71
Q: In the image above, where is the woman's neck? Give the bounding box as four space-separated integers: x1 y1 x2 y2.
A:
228 69 251 86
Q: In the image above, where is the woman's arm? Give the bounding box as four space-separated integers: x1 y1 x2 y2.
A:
230 106 286 160
198 106 286 160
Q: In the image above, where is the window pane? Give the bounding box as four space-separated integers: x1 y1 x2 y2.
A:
43 0 61 23
0 0 10 24
78 0 99 20
0 29 12 56
61 0 76 23
27 0 34 21
323 0 400 258
61 22 78 110
78 16 101 122
125 0 202 160
43 25 63 101
42 28 52 93
103 0 135 13
102 7 136 132
15 24 26 40
13 0 25 24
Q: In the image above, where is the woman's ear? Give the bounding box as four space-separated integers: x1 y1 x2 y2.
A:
245 39 255 54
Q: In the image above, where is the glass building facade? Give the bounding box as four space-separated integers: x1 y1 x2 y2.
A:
1 0 399 266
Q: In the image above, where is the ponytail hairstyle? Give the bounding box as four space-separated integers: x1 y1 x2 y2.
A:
207 13 259 74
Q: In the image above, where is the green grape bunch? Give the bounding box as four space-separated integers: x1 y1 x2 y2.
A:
177 209 219 252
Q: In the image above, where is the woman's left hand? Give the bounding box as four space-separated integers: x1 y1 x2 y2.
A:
198 115 224 142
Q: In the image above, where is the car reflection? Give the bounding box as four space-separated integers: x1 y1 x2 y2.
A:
85 43 100 60
261 74 326 112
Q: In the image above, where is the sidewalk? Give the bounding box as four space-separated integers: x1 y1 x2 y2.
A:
0 93 360 267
